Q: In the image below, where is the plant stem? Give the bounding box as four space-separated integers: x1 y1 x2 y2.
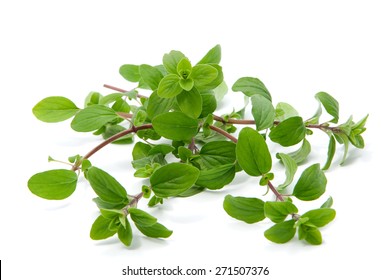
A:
212 114 256 125
209 125 238 143
72 124 153 171
267 181 285 202
103 84 148 99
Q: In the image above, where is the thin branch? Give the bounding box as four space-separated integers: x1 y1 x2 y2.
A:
209 125 238 143
267 181 285 202
212 114 256 125
72 124 153 171
103 84 148 99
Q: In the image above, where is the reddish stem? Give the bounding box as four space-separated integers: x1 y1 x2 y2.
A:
267 181 285 202
209 125 238 143
103 84 148 99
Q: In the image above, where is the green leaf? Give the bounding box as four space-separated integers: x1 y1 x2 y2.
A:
128 208 157 227
223 195 265 224
132 142 152 160
147 195 163 207
301 208 336 227
28 169 78 200
190 64 218 87
150 163 200 198
196 163 236 190
117 218 132 246
303 226 322 245
163 50 186 74
199 94 217 118
102 125 133 144
148 144 175 156
71 105 118 132
139 64 163 90
197 44 221 65
84 91 102 107
177 57 192 79
269 116 306 147
264 219 296 244
315 92 339 123
146 91 175 119
99 93 124 105
284 138 311 164
179 78 194 91
135 222 173 238
152 112 199 141
86 167 129 204
119 64 140 82
293 164 327 201
334 133 350 165
275 153 298 191
236 127 272 176
32 96 79 123
176 88 202 119
264 201 298 223
232 77 271 101
197 141 236 169
321 196 334 208
112 98 130 113
213 81 228 102
157 74 183 98
251 95 275 131
90 215 116 240
275 102 299 121
177 186 205 197
322 135 336 170
196 64 224 91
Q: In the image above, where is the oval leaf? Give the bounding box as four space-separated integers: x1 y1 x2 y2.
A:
146 91 175 119
32 96 79 123
301 208 336 227
87 167 129 204
157 74 183 98
190 64 218 87
293 164 327 201
176 88 202 119
71 105 118 132
139 64 163 90
152 112 199 141
150 163 200 198
275 153 298 190
119 64 140 82
196 164 236 190
197 44 221 65
223 195 265 224
117 218 132 246
129 208 157 227
264 219 296 244
315 92 339 123
163 50 186 74
269 116 307 147
236 127 272 176
135 222 173 238
197 141 236 169
264 201 298 223
232 77 271 101
28 169 78 200
251 95 275 131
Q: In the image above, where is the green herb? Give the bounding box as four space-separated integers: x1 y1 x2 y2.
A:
28 45 367 247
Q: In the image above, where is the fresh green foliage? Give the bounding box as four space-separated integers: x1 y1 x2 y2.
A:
28 45 367 247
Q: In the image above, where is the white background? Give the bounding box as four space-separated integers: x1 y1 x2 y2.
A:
0 0 388 279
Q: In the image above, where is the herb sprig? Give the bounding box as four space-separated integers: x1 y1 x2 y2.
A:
28 45 367 247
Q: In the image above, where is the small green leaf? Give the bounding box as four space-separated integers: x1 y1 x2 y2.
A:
293 164 327 201
264 220 296 244
84 91 102 107
177 57 192 79
146 91 175 119
176 88 202 119
321 196 333 208
232 77 271 101
139 64 163 90
163 50 186 74
119 64 140 82
197 141 236 169
102 125 133 144
147 195 163 207
223 195 265 224
315 92 339 123
334 133 350 165
269 116 306 147
132 142 152 160
179 78 194 91
190 64 218 87
86 167 129 204
251 95 275 131
90 215 116 240
275 153 298 190
117 218 133 246
236 127 272 176
99 93 124 105
28 169 78 200
322 135 336 170
148 144 175 156
128 208 157 227
275 102 299 121
299 225 322 245
284 138 311 164
301 208 336 227
199 94 217 118
32 96 79 123
264 201 298 223
157 74 183 98
197 44 221 65
135 222 173 238
196 164 236 190
150 163 200 198
71 105 118 132
213 81 228 102
196 64 224 91
152 112 199 141
177 186 205 197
